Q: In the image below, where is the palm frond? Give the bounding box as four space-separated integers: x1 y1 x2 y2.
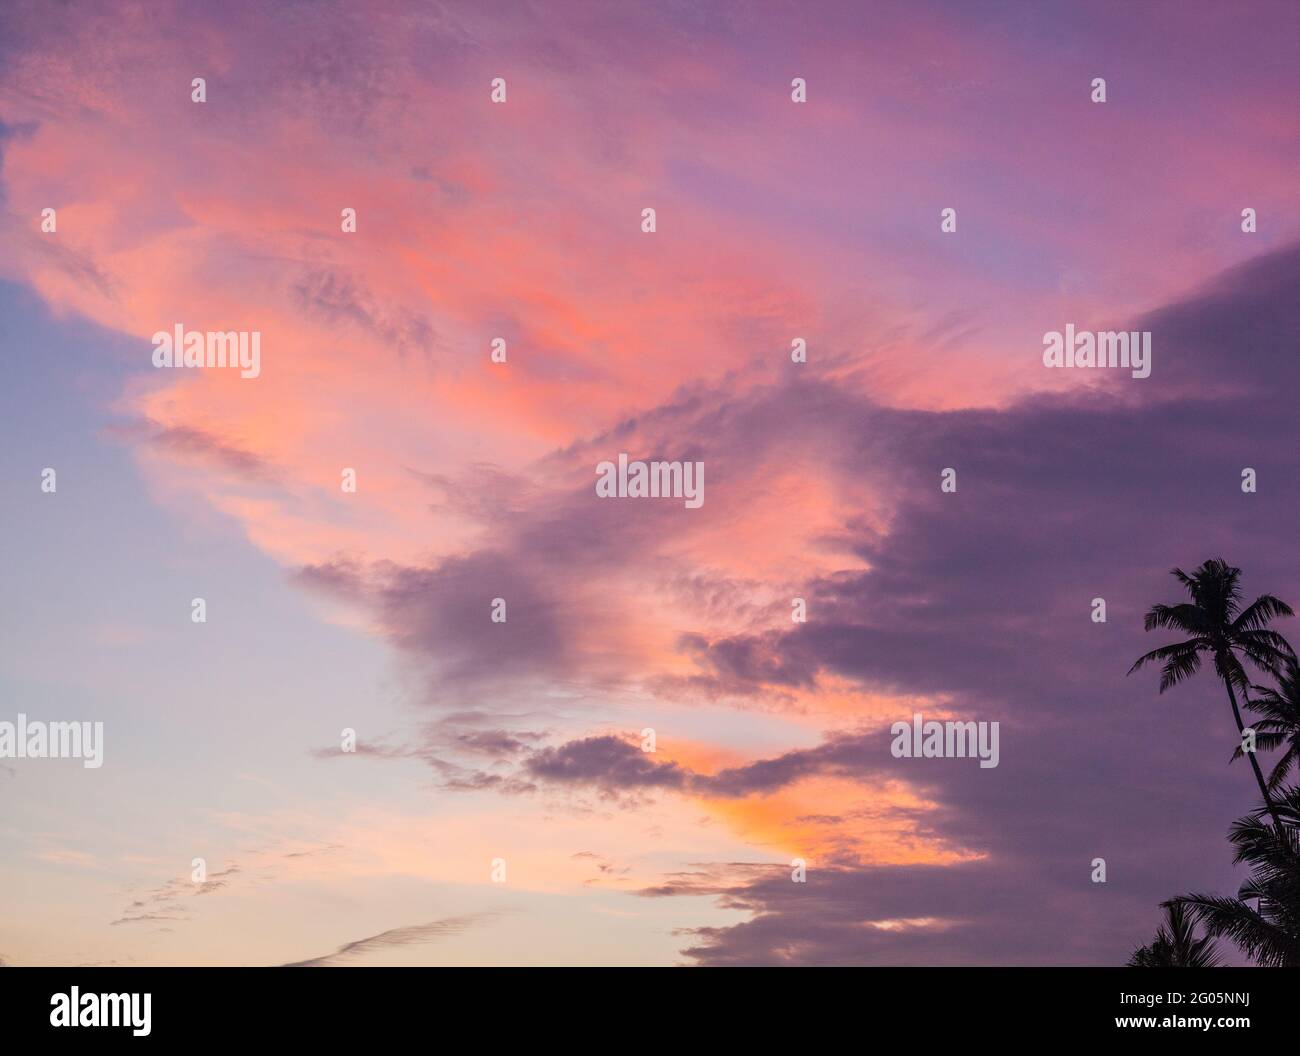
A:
1128 640 1202 684
1233 595 1296 634
1168 894 1293 966
1128 902 1221 967
1236 629 1296 674
1143 603 1208 635
1266 749 1300 792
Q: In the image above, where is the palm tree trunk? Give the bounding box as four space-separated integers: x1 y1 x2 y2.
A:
1223 677 1286 833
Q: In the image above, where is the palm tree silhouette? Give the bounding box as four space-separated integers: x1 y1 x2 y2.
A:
1129 559 1294 832
1168 787 1300 967
1237 657 1300 792
1127 902 1221 966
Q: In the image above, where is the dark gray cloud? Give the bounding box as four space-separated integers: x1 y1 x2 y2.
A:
639 860 1151 967
524 736 691 792
295 550 572 692
515 730 892 801
339 724 892 803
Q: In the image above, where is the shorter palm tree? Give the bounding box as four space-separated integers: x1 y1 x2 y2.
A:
1127 902 1221 966
1129 559 1295 832
1235 657 1300 791
1169 786 1300 967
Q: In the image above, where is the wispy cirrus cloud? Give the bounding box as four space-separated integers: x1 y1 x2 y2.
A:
105 417 277 482
111 865 242 927
280 913 504 967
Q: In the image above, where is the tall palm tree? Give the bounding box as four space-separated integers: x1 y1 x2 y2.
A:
1129 559 1295 831
1168 787 1300 967
1236 657 1300 791
1127 902 1221 966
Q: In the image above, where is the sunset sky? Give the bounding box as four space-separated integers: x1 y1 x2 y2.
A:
3 0 1300 966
